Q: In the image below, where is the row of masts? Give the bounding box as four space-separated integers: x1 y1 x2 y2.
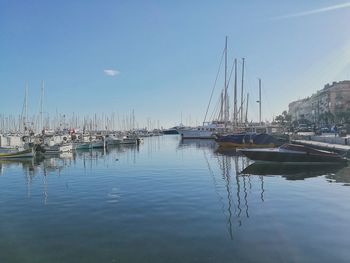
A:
0 111 162 134
217 36 262 127
2 81 163 133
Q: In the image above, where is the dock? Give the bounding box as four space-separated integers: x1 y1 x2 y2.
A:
292 139 350 157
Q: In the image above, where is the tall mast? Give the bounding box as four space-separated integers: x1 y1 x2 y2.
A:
224 36 228 124
240 58 245 124
233 58 237 126
220 90 224 121
22 81 29 132
40 80 44 131
25 82 28 127
245 93 249 123
258 79 262 125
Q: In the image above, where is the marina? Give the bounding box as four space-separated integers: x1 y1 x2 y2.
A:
1 136 350 262
2 1 350 262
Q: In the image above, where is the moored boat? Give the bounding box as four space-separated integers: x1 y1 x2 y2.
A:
42 143 73 154
105 135 122 145
120 135 139 145
0 147 35 159
216 133 278 148
90 139 105 148
162 128 179 135
239 144 348 164
176 122 227 139
74 142 91 150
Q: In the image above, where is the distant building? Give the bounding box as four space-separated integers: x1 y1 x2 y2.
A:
288 80 350 122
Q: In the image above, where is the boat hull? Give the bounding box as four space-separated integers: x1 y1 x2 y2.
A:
216 133 278 148
74 142 91 150
0 148 34 159
217 142 275 148
106 139 122 145
120 138 138 144
163 129 179 135
43 144 73 154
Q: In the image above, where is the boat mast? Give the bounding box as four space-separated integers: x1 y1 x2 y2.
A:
240 58 245 124
224 36 228 125
21 82 29 133
258 79 262 125
233 58 237 126
220 90 224 121
25 82 28 130
245 93 249 124
40 80 44 132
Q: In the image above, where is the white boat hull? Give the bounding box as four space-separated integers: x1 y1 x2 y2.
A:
44 143 73 154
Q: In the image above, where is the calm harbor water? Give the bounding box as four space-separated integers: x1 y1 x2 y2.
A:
1 135 350 263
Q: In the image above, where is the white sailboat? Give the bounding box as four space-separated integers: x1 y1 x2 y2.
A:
177 37 232 139
177 122 225 139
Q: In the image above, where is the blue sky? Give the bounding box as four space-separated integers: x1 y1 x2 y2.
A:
1 0 350 128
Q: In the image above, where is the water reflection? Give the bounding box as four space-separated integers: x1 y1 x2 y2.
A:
241 162 347 181
178 138 217 150
0 144 141 204
192 139 350 240
203 147 261 238
2 137 350 262
326 166 350 186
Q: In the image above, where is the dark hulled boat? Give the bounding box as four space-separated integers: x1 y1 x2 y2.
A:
215 133 280 148
239 144 348 164
162 128 179 135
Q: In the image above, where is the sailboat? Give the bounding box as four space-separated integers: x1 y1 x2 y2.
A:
177 37 232 139
177 36 251 139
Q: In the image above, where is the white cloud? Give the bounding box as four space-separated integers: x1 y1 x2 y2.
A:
104 69 120 76
272 2 350 20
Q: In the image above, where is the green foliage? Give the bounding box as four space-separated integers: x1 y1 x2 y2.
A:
275 111 292 127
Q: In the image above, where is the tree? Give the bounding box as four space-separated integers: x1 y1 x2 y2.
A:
274 110 292 128
275 114 284 125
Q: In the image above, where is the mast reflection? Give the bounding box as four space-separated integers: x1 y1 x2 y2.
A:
204 148 262 240
0 144 142 203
